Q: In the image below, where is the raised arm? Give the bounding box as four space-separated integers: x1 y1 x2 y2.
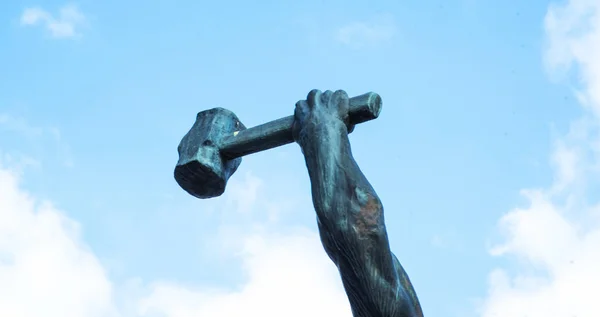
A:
293 90 423 317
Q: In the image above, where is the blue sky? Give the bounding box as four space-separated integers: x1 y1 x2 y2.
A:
1 0 599 316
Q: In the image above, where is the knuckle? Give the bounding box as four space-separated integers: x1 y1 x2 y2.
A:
307 89 322 105
333 90 348 98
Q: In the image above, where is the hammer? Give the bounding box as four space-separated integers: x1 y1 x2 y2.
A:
175 91 382 199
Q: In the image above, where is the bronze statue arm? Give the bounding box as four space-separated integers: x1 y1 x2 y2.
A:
294 90 423 317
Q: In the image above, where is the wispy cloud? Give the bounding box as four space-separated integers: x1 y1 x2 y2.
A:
334 15 396 49
0 113 74 168
430 231 463 251
20 4 86 39
0 114 44 138
481 0 600 316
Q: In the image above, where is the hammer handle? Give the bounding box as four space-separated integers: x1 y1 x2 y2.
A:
220 92 382 160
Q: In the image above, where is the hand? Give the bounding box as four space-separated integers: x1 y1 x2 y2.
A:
292 89 355 144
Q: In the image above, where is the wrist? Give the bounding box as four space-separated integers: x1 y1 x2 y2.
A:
297 119 350 150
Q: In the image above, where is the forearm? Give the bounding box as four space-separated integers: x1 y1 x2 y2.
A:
293 90 422 316
298 121 381 224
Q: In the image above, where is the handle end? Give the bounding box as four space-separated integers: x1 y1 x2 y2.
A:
349 92 383 124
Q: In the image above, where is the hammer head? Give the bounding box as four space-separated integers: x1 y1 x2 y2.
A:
175 107 246 199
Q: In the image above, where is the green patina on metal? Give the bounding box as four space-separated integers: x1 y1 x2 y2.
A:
174 90 423 316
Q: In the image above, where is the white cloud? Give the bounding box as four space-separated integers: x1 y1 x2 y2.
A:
334 15 396 49
136 171 350 316
138 229 350 317
481 0 600 316
0 158 349 316
0 165 117 317
20 5 86 39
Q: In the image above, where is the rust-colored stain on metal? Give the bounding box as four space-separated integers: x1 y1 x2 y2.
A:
355 196 382 236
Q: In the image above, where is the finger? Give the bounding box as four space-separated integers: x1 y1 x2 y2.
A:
307 89 322 107
322 90 333 104
332 90 349 107
294 100 307 117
